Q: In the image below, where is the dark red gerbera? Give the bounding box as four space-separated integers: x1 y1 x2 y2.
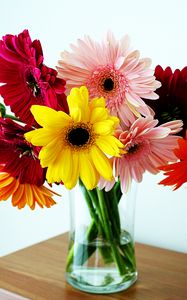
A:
0 118 45 185
144 65 187 136
0 29 68 126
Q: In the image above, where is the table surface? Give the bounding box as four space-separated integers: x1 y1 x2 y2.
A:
0 234 187 300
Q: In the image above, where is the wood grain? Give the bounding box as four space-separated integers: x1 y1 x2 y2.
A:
0 234 187 300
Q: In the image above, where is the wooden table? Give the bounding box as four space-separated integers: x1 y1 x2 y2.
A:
0 234 187 300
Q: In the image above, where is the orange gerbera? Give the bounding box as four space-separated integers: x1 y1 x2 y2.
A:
159 132 187 190
0 170 58 209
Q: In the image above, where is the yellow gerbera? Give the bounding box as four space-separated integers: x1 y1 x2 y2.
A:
25 86 124 190
0 171 57 209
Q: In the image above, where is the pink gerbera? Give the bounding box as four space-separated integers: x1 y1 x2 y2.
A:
57 32 161 126
0 29 68 126
112 117 183 192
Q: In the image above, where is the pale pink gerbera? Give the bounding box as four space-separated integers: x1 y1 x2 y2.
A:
111 117 183 193
57 32 161 126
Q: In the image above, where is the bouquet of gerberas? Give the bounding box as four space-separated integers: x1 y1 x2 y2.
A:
0 30 184 294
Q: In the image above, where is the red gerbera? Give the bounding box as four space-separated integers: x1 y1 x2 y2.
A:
159 132 187 190
0 118 59 209
144 65 187 137
0 118 44 185
0 29 68 126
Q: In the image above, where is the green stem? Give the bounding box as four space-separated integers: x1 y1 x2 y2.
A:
113 180 122 202
5 114 24 123
80 185 99 226
66 184 107 271
66 219 97 272
66 183 136 277
104 192 120 240
106 188 122 238
120 240 136 270
80 184 105 237
87 190 104 226
96 189 127 276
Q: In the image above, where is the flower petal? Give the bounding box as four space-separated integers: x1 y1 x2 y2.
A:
79 152 99 189
30 105 71 128
25 128 56 146
93 120 114 135
90 107 108 123
90 145 113 181
96 135 124 156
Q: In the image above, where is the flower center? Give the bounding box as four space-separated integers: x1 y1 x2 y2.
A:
68 127 90 146
65 123 95 150
124 140 151 162
26 73 41 97
87 65 128 111
128 144 139 154
17 143 34 158
103 77 115 92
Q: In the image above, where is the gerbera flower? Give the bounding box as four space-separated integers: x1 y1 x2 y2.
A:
110 117 182 192
25 86 124 190
144 65 187 137
57 32 160 126
0 118 44 185
0 168 57 209
159 131 187 190
0 119 59 209
0 29 68 126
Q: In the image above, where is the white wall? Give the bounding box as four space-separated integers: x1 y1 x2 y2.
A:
0 0 187 256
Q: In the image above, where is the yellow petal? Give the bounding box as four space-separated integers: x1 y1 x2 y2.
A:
90 146 113 181
46 165 59 183
90 97 106 108
96 136 123 156
46 148 69 183
30 105 71 128
79 152 99 190
90 107 108 123
68 87 90 122
25 128 56 146
80 86 89 105
45 147 74 185
109 116 120 127
65 152 79 189
69 107 82 122
93 120 114 135
56 147 73 184
39 138 63 167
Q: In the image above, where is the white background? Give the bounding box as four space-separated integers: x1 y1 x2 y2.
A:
0 0 187 256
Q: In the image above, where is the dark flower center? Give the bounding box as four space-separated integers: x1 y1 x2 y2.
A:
128 144 139 154
103 78 114 91
17 143 33 158
27 73 41 97
68 127 90 146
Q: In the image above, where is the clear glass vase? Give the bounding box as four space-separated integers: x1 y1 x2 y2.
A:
66 180 138 294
